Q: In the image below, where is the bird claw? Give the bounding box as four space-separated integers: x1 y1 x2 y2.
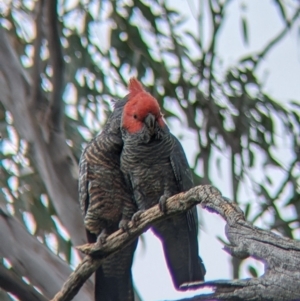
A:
96 231 108 246
131 210 145 226
159 194 169 213
119 219 130 232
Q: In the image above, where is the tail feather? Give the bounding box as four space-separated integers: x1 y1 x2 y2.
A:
152 212 205 290
94 239 138 301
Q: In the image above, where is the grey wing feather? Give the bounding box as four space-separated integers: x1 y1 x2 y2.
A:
170 134 197 233
169 134 206 284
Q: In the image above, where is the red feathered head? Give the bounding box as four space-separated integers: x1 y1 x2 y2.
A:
122 78 165 134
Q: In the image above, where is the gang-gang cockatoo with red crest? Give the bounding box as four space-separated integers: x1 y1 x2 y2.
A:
120 78 206 290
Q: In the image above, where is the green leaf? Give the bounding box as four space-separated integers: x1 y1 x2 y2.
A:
216 235 230 246
216 157 222 176
241 17 249 46
290 100 300 110
266 176 273 185
249 149 255 167
133 0 159 34
248 265 258 278
244 203 251 219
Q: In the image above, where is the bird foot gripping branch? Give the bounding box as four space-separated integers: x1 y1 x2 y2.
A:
158 193 172 213
131 209 146 225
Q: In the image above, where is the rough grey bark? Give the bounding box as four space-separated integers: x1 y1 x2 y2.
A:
0 210 93 300
51 185 300 301
177 200 300 300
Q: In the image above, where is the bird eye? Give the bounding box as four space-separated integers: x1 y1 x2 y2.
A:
133 114 137 119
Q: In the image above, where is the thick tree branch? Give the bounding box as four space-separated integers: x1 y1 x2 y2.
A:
52 184 300 301
0 210 93 301
50 185 220 301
